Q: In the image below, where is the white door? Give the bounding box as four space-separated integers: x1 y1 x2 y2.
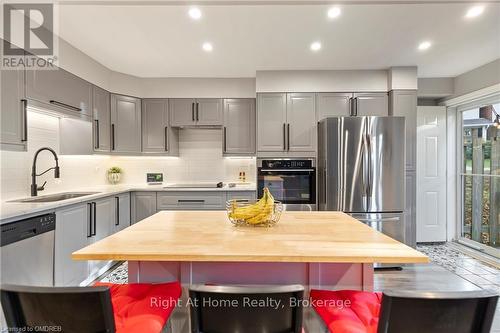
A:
416 106 447 242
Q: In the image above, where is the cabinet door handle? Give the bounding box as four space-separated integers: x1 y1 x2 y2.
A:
164 126 168 151
287 124 290 151
192 102 195 121
49 100 82 112
178 199 205 203
115 197 120 226
223 127 227 152
92 202 97 236
196 102 199 121
353 97 358 116
87 203 92 238
94 119 99 149
21 99 28 142
111 124 115 150
283 123 286 151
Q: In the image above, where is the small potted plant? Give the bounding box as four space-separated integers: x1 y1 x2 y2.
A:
107 166 122 184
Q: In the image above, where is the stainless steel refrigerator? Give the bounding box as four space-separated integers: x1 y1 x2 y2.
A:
318 116 407 247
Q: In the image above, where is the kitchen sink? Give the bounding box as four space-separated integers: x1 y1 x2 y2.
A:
9 192 100 203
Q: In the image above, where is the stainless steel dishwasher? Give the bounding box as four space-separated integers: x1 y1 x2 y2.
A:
1 213 55 286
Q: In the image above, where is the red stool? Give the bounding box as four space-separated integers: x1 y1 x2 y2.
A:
310 289 382 333
95 282 182 333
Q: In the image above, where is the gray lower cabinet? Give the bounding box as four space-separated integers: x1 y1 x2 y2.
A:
223 99 256 155
157 192 225 210
111 94 142 153
131 191 157 223
26 65 92 118
169 98 222 127
113 193 131 233
257 93 287 152
353 93 388 116
226 191 257 202
287 93 316 152
405 171 417 248
93 86 111 152
55 203 90 286
390 90 417 170
142 99 179 155
88 197 114 277
316 93 351 120
0 63 27 151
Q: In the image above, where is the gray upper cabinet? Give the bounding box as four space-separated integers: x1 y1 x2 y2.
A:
26 65 92 118
353 92 388 116
287 93 316 152
1 63 27 151
390 90 417 170
110 94 142 153
223 99 256 155
316 93 351 120
93 86 111 152
142 99 178 155
169 98 223 127
257 93 287 152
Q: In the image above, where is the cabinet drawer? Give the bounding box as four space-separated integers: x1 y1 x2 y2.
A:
226 191 257 202
157 192 224 210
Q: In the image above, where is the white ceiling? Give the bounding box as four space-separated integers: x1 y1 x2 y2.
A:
57 3 500 78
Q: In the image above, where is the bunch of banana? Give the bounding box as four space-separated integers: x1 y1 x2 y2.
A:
229 188 275 225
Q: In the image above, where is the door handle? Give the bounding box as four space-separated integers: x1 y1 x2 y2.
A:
115 197 120 226
283 123 286 151
191 102 195 122
87 203 92 238
223 127 227 152
196 102 199 121
94 119 99 149
49 100 82 112
164 126 168 151
287 124 290 151
178 199 205 203
111 124 115 150
92 202 97 236
21 99 28 142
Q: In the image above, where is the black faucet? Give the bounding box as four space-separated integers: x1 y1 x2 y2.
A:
31 147 60 196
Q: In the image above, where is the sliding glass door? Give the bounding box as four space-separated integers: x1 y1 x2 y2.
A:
460 101 500 257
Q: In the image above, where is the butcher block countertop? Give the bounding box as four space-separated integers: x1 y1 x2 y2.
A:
72 211 429 264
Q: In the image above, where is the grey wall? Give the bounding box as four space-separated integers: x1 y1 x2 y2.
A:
451 58 500 99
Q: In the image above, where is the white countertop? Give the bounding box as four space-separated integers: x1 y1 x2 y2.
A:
0 183 256 223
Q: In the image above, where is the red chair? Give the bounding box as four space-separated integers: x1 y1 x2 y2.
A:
1 282 182 333
310 289 498 333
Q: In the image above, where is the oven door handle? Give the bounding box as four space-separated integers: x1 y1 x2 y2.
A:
259 169 315 172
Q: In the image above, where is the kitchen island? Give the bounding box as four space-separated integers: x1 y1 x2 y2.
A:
73 211 428 332
73 210 427 289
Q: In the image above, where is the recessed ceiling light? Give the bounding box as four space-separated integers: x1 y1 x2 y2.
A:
202 42 213 52
418 41 432 51
188 7 202 20
465 5 485 18
327 7 341 19
310 41 322 52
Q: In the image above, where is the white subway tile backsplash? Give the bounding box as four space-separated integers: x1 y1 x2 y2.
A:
0 113 256 200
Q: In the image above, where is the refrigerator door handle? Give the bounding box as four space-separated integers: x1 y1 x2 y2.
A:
366 133 373 198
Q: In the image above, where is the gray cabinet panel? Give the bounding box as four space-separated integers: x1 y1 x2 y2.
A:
316 93 351 120
286 93 316 152
157 192 225 210
110 94 141 153
1 64 26 151
114 193 130 233
131 192 157 223
257 93 287 152
93 86 111 152
26 65 92 117
88 197 113 277
354 93 388 116
196 99 223 126
170 99 196 127
223 99 256 155
55 203 90 286
142 99 169 153
390 90 417 170
405 171 416 248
